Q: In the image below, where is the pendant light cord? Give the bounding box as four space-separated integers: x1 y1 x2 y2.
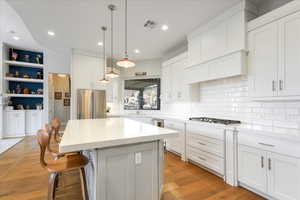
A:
125 0 128 58
102 27 106 75
111 6 114 71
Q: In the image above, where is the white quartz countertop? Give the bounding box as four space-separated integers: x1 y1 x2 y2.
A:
59 118 178 153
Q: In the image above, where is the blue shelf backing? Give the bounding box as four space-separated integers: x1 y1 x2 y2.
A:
9 66 43 79
9 48 44 64
10 97 43 110
8 81 43 93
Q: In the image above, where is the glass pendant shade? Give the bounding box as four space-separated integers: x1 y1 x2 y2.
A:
117 57 135 68
106 71 119 78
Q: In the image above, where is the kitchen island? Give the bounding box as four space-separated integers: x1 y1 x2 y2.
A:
59 118 178 200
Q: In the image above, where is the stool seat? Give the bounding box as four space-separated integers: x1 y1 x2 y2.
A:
45 154 89 173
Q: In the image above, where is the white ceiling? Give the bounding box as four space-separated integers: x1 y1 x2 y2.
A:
7 0 242 60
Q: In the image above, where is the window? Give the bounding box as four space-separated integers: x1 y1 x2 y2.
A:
124 79 160 110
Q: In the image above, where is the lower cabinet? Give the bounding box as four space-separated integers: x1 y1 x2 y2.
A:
4 110 43 138
164 120 185 160
238 144 300 200
4 110 25 138
97 141 159 200
25 110 43 135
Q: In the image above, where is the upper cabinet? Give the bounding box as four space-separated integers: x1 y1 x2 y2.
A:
248 10 300 100
186 1 254 84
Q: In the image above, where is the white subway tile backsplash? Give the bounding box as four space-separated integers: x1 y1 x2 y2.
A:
163 76 300 135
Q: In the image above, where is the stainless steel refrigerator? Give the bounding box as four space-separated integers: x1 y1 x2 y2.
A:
77 89 107 119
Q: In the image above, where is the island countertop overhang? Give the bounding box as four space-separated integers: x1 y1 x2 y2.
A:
59 118 178 153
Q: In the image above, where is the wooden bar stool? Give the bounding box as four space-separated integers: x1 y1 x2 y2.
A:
37 129 89 200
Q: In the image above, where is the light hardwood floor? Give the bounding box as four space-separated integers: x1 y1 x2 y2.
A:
0 136 264 200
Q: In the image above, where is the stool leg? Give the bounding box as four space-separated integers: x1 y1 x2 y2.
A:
79 167 89 200
48 172 58 200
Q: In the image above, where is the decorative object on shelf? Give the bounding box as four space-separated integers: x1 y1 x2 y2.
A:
35 55 42 64
99 26 109 83
106 4 119 78
36 104 43 110
5 99 12 106
117 0 135 68
55 92 62 100
37 88 43 95
23 74 30 79
63 99 70 106
16 84 22 94
15 71 20 78
23 88 30 94
16 104 24 110
6 73 14 77
106 106 111 113
10 49 18 61
65 92 70 98
36 72 43 79
31 91 36 94
24 55 30 62
25 105 31 110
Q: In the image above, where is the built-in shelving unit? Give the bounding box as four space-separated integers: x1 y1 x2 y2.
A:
2 44 44 110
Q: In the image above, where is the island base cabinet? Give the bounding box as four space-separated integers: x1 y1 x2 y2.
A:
97 141 159 200
238 145 300 200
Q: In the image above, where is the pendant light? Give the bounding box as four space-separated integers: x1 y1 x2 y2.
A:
99 26 109 83
106 4 119 78
116 0 135 68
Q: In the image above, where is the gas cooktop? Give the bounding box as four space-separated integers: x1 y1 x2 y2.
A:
189 117 241 125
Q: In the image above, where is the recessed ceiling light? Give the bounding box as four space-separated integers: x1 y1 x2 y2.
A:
13 36 20 41
48 31 55 36
97 41 103 46
134 49 140 54
161 25 169 31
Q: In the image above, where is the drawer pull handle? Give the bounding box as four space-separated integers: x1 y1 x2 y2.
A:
268 158 271 170
261 156 264 168
198 156 206 161
198 142 206 146
258 142 275 147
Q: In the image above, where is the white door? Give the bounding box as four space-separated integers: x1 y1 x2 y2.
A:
278 11 300 97
267 152 300 200
238 145 267 193
248 22 279 98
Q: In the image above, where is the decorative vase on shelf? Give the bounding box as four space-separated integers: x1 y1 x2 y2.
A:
23 88 30 94
16 84 21 94
35 55 42 64
24 55 30 62
11 51 18 61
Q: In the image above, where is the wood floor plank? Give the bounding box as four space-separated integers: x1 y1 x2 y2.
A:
0 136 265 200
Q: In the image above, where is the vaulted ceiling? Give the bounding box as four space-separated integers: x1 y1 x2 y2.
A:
7 0 242 60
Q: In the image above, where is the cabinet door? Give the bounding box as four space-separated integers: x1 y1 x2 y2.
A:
161 64 173 103
278 11 300 97
188 35 202 66
172 59 187 101
248 22 279 98
238 145 267 193
267 152 300 200
15 112 25 135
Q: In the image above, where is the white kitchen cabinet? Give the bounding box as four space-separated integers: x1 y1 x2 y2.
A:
4 110 25 138
248 10 300 100
188 35 202 66
238 144 300 200
25 110 43 136
267 152 300 200
238 145 267 193
248 22 278 98
161 52 188 103
278 11 300 97
164 120 185 160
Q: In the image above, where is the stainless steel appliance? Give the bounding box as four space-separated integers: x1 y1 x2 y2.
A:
77 89 106 119
189 117 241 125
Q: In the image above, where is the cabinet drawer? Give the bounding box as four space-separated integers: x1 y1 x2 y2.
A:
187 146 224 175
187 133 224 157
164 120 184 131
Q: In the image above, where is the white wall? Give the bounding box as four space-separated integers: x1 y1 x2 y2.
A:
70 51 106 119
120 59 161 78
